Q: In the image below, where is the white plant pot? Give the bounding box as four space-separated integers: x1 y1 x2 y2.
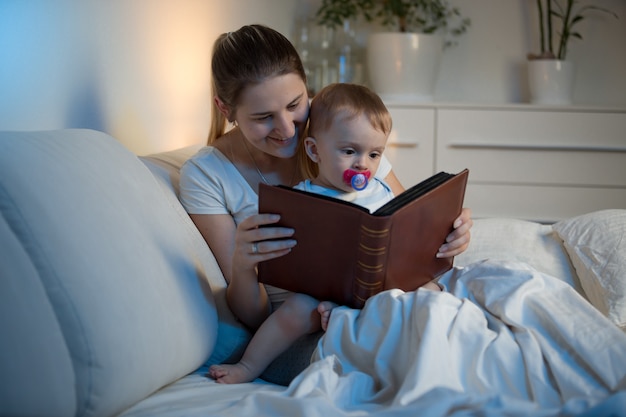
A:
528 60 575 105
367 32 443 102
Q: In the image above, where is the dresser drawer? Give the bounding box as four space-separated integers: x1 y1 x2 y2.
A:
385 106 435 188
465 184 626 222
436 109 626 187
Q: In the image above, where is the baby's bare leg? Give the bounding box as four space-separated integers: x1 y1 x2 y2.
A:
209 293 322 384
422 281 443 291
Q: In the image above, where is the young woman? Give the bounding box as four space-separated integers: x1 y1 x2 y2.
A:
179 24 473 384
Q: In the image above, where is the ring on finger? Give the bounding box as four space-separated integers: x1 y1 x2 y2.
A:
251 242 259 254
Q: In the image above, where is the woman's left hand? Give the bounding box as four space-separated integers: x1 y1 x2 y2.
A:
437 207 473 258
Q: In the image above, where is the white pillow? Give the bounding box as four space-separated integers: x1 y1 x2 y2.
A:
141 147 255 370
553 210 626 331
455 217 582 294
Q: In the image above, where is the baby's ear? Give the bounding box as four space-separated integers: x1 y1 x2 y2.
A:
303 137 319 162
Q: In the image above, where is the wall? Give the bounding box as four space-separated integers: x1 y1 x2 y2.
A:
0 0 297 155
436 0 626 104
299 0 626 105
1 0 624 154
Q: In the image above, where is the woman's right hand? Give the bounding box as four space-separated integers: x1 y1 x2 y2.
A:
233 213 297 272
224 213 296 328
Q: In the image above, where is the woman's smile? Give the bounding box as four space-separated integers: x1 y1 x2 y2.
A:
267 129 298 146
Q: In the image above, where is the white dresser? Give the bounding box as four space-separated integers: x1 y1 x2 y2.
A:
385 103 626 222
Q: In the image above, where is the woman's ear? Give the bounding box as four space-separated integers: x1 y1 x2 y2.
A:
303 137 320 163
214 96 232 121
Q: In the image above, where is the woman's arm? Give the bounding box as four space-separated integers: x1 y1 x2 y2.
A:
383 170 473 259
189 212 297 330
189 214 237 284
190 213 269 329
383 170 404 196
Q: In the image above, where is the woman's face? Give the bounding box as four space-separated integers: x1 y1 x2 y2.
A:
235 73 309 159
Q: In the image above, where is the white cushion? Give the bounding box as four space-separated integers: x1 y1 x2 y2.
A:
455 217 582 294
0 130 219 417
553 210 626 331
141 147 254 368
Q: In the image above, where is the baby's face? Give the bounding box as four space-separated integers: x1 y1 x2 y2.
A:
313 113 387 193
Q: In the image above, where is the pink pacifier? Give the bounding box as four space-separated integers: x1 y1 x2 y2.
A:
343 169 371 191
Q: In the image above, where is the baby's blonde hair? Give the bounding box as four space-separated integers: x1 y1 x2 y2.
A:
300 83 392 178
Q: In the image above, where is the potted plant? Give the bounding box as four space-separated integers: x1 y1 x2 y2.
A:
315 0 470 102
527 0 618 105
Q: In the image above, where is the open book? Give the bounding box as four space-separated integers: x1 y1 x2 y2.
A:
258 169 469 308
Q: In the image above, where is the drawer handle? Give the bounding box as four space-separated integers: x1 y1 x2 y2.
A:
387 131 419 148
388 141 419 148
448 141 626 152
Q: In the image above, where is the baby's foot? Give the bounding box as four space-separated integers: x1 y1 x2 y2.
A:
207 362 257 384
318 301 338 331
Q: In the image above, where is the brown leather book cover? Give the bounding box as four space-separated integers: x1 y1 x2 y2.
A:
258 169 469 308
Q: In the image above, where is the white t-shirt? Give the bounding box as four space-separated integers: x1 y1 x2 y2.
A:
294 178 394 213
179 147 258 225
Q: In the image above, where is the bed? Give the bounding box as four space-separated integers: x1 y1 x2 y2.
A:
2 130 623 417
124 145 626 417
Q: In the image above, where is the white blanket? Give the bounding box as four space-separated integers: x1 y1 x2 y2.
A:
122 260 626 416
279 260 626 416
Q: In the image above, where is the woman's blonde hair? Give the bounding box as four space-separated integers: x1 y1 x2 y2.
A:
207 25 307 145
301 83 393 179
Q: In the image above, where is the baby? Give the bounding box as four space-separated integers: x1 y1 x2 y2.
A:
297 83 443 327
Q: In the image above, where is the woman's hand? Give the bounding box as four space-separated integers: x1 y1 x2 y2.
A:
227 213 297 329
437 207 473 258
233 213 297 272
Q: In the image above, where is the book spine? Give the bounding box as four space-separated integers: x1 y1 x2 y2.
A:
352 217 390 308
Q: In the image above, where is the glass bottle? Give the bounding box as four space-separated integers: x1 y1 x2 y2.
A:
335 19 363 85
314 26 338 93
292 18 316 96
